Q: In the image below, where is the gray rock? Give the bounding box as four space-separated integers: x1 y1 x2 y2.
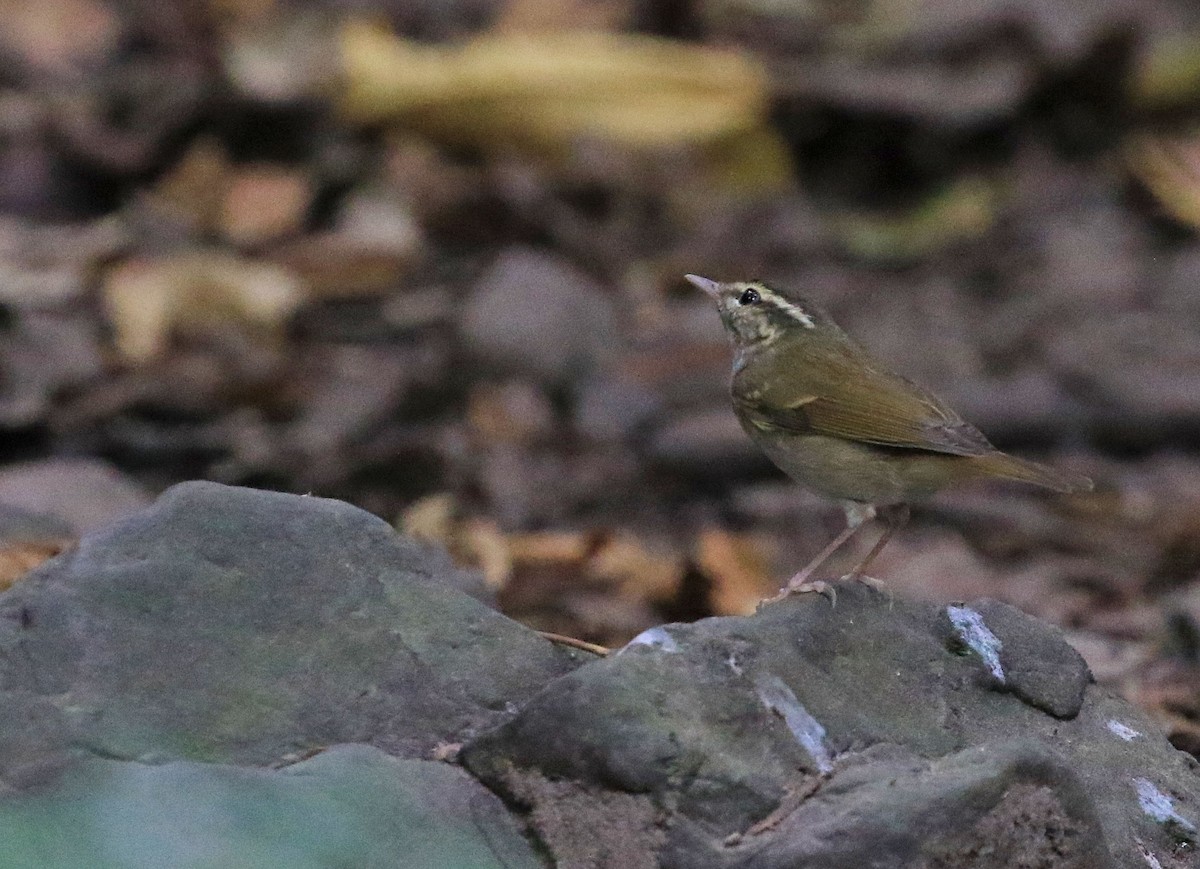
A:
0 743 542 869
946 598 1091 719
738 740 1106 869
0 481 581 784
0 459 150 533
0 503 73 542
4 480 1194 868
459 247 620 388
462 584 1200 868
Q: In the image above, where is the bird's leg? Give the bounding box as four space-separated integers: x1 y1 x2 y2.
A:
766 502 876 606
841 503 910 603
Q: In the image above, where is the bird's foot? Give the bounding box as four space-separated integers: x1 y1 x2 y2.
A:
841 573 894 609
762 578 837 608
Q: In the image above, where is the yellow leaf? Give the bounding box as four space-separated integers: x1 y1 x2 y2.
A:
338 22 786 184
831 176 999 263
102 252 304 362
1126 133 1200 231
1129 32 1200 110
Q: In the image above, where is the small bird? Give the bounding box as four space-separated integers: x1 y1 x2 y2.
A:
686 275 1092 603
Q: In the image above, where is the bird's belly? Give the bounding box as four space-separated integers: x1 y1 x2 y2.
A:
747 429 961 505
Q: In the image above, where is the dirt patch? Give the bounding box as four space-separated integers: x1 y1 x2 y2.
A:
499 766 666 869
918 784 1087 869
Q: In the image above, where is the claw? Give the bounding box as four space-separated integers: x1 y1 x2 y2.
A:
842 573 894 610
763 578 837 608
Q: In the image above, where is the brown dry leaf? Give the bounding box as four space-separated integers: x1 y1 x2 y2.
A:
587 532 685 606
508 531 592 565
400 494 512 589
502 530 592 622
266 190 421 298
696 528 777 615
0 541 66 592
268 233 412 299
146 136 231 235
467 381 555 445
1126 133 1200 231
210 0 279 29
1161 714 1200 758
222 164 314 247
102 252 305 362
459 519 512 590
339 23 790 191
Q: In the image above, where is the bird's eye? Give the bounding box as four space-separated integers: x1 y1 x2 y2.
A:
738 288 761 305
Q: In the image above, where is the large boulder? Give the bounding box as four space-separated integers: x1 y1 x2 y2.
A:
462 584 1200 868
0 481 581 784
3 480 1197 868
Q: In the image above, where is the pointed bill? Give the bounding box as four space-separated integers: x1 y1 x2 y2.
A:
684 274 721 298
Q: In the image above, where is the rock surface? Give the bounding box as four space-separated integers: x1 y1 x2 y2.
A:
0 481 581 784
0 744 541 869
463 584 1200 868
1 482 1198 868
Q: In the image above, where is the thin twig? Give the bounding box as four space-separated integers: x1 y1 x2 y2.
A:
537 630 610 657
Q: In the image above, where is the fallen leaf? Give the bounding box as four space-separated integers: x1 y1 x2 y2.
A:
507 531 592 565
1129 31 1200 110
830 176 1000 263
493 0 629 34
268 233 413 299
587 532 685 605
340 23 768 146
1126 133 1200 231
400 494 512 589
696 528 777 615
265 189 421 298
222 163 314 247
222 9 338 105
146 136 231 236
102 251 305 362
467 380 555 445
0 540 66 592
338 22 790 192
400 493 456 543
0 0 120 76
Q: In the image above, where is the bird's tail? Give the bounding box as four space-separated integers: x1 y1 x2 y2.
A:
975 452 1093 494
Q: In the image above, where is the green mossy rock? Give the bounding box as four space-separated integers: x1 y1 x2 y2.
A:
0 744 542 869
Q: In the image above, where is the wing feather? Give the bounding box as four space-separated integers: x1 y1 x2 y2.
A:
733 340 995 456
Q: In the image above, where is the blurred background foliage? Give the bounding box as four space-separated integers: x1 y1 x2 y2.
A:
3 0 1200 752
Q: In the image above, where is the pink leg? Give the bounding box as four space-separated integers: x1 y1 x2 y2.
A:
765 502 876 606
842 504 910 606
845 504 910 581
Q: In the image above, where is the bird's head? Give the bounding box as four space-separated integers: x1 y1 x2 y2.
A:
685 275 834 348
